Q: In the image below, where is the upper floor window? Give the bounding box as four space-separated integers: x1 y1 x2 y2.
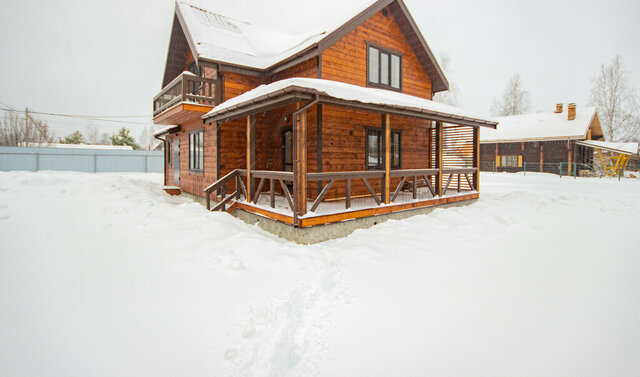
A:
189 129 204 172
367 44 402 90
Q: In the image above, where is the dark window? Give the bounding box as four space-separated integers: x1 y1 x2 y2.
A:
189 129 204 172
366 128 401 170
367 44 402 90
166 140 171 166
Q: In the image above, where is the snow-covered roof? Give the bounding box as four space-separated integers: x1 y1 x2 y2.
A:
480 107 597 143
153 125 180 137
203 78 497 127
576 140 639 155
176 1 376 70
169 0 448 92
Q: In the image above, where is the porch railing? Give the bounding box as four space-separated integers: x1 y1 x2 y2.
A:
204 167 478 214
153 72 216 116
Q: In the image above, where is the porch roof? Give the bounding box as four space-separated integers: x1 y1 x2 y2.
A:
576 140 639 156
202 78 498 128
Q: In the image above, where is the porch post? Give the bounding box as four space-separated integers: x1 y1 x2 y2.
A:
246 114 255 202
295 109 308 216
384 113 391 204
436 121 443 196
473 127 479 190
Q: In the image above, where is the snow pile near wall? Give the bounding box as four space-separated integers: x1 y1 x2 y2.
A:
1 171 639 376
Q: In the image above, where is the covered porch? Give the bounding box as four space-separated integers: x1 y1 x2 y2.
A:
203 78 497 228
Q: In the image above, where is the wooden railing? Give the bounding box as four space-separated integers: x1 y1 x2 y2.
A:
204 167 477 214
238 170 295 211
441 168 477 194
389 168 439 201
204 169 240 211
153 72 216 116
306 170 384 211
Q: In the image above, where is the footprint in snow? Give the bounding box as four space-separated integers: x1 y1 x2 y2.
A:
228 259 246 271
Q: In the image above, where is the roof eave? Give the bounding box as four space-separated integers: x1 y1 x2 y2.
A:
203 86 496 129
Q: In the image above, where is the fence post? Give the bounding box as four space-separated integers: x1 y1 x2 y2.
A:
144 153 148 173
523 162 526 176
35 152 40 172
619 164 622 181
558 163 562 178
93 152 97 173
492 161 495 174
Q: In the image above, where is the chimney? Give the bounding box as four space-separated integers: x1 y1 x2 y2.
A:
555 103 563 113
568 103 576 121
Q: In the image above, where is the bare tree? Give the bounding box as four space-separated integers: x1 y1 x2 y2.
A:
0 110 55 146
490 74 531 116
433 53 460 106
590 55 640 142
85 124 111 145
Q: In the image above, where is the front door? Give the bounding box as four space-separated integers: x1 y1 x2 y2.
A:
282 128 293 172
173 137 180 185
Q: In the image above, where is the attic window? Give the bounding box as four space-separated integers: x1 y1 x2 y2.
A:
367 43 402 91
382 8 389 17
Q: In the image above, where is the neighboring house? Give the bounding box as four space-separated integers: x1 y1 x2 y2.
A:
480 103 604 174
153 0 497 242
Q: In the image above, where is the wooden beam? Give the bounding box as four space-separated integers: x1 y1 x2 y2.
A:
316 104 323 196
473 127 479 191
436 121 443 196
246 115 255 202
384 114 391 204
295 108 308 217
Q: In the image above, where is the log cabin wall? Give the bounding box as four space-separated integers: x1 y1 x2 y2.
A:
166 118 218 197
481 140 581 173
268 57 318 83
320 8 432 99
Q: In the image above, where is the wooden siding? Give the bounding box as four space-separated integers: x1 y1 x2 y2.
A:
268 57 318 83
321 9 432 99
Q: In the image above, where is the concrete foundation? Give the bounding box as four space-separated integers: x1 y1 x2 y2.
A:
179 190 477 244
230 199 478 244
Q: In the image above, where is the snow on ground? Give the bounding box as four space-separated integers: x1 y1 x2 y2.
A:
0 171 639 377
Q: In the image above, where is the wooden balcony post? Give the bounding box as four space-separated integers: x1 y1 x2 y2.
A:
384 113 391 205
436 121 443 197
473 126 479 191
246 114 255 202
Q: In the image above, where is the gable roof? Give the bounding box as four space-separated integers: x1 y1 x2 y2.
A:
203 78 496 128
480 107 600 143
164 0 448 92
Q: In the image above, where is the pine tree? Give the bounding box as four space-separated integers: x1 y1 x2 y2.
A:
110 127 140 150
60 130 85 144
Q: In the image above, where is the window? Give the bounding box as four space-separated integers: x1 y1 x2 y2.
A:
499 155 520 167
166 140 171 166
366 128 401 170
189 129 204 172
367 44 402 90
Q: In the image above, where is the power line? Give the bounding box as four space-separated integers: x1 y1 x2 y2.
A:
0 99 155 126
0 108 157 126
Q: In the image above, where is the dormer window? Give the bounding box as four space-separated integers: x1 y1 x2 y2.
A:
367 43 402 91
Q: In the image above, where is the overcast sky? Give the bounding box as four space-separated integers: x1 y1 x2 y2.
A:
1 0 639 142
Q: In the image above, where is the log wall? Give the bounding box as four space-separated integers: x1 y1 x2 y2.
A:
321 9 432 99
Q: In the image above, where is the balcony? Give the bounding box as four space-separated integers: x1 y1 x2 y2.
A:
152 72 216 123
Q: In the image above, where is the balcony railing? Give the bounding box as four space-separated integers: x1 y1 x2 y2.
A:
153 72 216 117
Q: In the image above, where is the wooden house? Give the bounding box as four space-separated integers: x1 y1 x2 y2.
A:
480 103 604 174
153 0 497 241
